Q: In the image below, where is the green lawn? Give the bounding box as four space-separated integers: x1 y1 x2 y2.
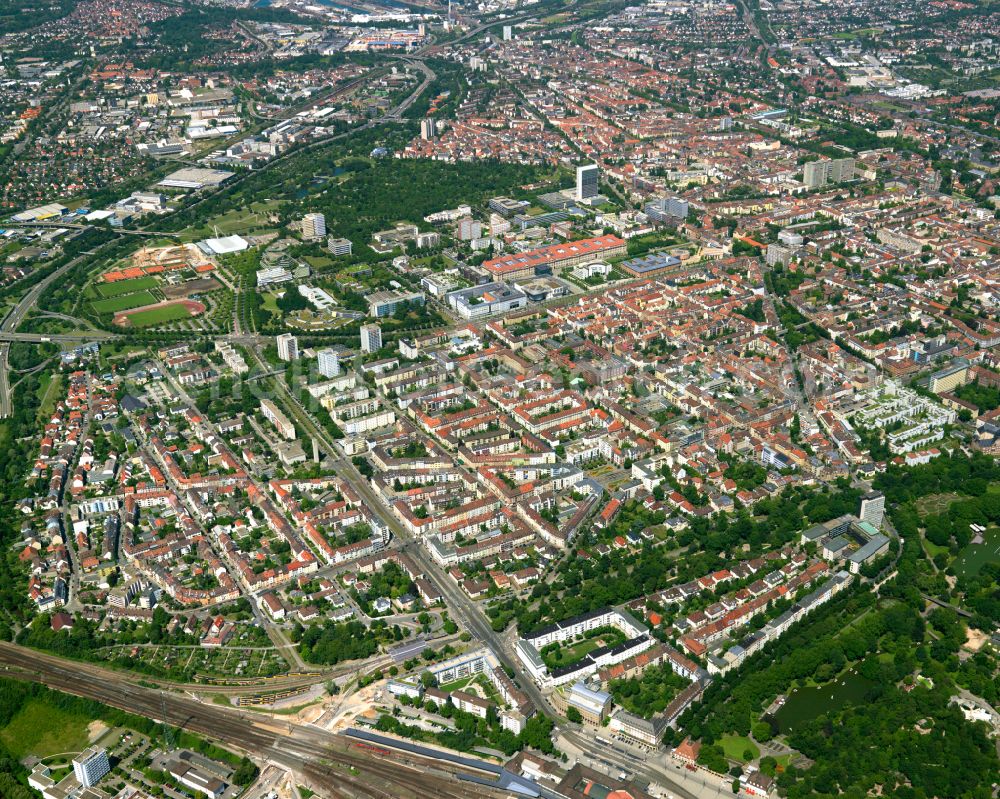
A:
540 627 627 670
179 201 282 241
0 700 92 758
439 675 474 692
261 292 281 315
124 303 196 327
829 27 880 39
95 276 158 298
719 735 759 762
36 372 64 423
954 526 1000 581
92 290 159 314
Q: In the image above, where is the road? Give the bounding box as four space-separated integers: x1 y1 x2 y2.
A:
0 246 117 416
240 341 554 717
563 730 686 799
732 0 774 48
0 0 496 384
142 52 435 234
561 729 731 799
12 220 180 237
384 59 437 120
0 642 507 799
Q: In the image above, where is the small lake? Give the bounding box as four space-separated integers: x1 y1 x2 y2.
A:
771 669 876 734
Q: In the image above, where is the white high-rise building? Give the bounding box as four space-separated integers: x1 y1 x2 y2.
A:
361 323 382 354
860 491 885 529
317 348 340 378
73 748 110 788
302 212 326 240
576 163 599 201
328 237 353 256
457 217 482 241
420 118 436 141
803 157 855 189
276 333 299 362
502 25 513 40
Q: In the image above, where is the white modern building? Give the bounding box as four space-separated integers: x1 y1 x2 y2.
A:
328 237 353 256
257 265 294 287
276 333 299 362
317 348 341 378
215 342 249 375
446 282 527 320
73 747 110 788
516 607 651 687
859 491 885 529
457 218 482 241
361 323 382 353
302 212 326 240
576 164 599 201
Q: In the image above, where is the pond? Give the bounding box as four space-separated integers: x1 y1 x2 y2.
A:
771 669 876 734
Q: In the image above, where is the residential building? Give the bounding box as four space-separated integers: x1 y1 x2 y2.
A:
928 361 970 394
276 333 299 362
317 348 341 378
261 398 296 440
804 158 855 189
361 324 382 353
766 243 792 267
215 342 248 375
457 217 482 241
576 163 599 201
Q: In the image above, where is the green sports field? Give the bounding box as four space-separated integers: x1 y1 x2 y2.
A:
92 290 159 313
954 527 1000 581
95 276 158 298
124 303 194 327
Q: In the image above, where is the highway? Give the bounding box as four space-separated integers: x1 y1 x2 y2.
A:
141 51 435 234
12 220 180 237
0 246 117 416
0 642 510 799
386 59 437 120
0 330 116 343
0 0 494 397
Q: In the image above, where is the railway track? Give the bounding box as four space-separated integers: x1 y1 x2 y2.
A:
0 643 506 799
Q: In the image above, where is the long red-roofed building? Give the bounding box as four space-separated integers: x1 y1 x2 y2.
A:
482 235 627 280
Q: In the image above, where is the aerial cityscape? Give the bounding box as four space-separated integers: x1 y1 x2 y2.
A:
0 0 997 798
